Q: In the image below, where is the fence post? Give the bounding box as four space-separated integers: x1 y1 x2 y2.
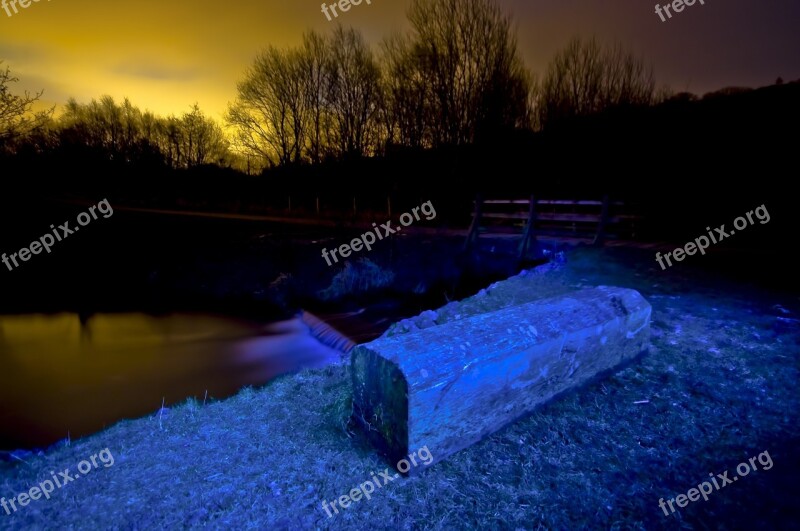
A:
519 194 537 260
464 194 483 251
593 195 610 246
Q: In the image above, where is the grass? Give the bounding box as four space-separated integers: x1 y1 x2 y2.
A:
1 247 798 529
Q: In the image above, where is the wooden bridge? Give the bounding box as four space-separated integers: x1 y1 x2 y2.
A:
464 196 643 259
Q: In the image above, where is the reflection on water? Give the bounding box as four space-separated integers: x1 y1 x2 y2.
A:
0 313 344 450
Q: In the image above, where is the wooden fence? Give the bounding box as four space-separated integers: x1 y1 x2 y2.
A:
465 196 643 259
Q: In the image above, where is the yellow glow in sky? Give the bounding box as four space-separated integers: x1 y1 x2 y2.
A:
0 0 410 119
1 0 798 121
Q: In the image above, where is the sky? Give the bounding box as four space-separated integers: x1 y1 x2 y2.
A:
1 0 799 121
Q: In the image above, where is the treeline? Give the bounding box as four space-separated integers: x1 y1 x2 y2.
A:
58 98 229 169
226 1 660 167
1 0 663 172
227 0 532 166
0 74 232 170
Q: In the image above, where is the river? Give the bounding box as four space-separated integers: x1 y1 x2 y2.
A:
0 312 349 451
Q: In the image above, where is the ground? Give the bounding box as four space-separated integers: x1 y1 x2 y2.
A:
1 246 798 530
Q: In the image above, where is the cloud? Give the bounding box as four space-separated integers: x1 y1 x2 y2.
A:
0 41 49 66
0 57 68 103
111 60 199 82
15 73 70 99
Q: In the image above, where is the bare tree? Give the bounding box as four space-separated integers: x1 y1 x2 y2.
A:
536 37 656 129
381 34 434 149
178 104 229 167
158 115 184 168
227 47 307 167
60 96 153 162
299 31 334 163
327 26 382 159
61 96 126 156
59 97 227 167
401 0 532 146
0 62 53 150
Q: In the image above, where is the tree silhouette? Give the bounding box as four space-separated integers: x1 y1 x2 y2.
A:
228 28 381 167
227 1 533 167
227 46 308 167
395 0 532 146
327 26 382 159
0 61 53 152
535 37 656 129
381 34 434 149
299 31 334 164
175 104 229 167
60 96 228 168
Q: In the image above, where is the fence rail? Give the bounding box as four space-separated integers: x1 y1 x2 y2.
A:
465 195 643 259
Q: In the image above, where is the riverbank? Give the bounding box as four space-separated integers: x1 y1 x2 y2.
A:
1 246 797 529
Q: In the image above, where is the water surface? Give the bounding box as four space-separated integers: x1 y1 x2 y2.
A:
0 313 343 450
